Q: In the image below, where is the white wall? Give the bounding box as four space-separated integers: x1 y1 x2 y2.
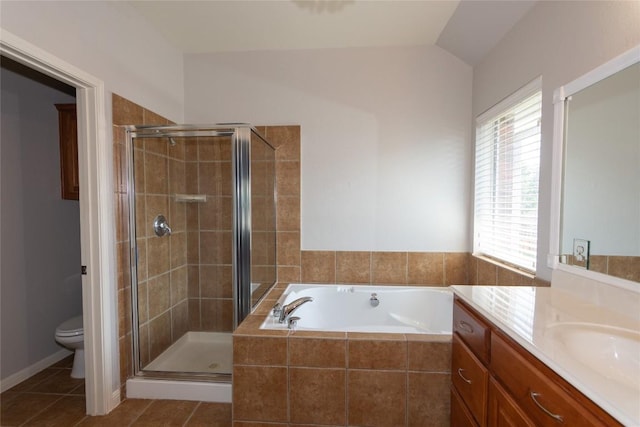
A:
0 1 184 122
473 1 640 280
184 45 472 251
1 64 81 380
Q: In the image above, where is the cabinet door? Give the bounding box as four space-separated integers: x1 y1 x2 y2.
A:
451 387 478 427
56 104 79 200
488 377 535 427
452 334 488 426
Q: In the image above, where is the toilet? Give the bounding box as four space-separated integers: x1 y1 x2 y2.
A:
55 315 84 378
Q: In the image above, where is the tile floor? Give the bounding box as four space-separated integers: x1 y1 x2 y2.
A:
1 356 232 426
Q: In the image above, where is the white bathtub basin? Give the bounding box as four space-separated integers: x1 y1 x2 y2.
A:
260 284 453 334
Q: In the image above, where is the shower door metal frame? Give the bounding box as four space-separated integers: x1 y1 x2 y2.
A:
125 124 255 379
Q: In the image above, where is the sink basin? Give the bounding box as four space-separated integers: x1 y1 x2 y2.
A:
546 322 640 392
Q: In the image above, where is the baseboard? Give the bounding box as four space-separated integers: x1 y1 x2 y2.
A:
0 348 72 393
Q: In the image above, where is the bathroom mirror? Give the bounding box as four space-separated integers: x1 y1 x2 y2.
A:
550 45 640 285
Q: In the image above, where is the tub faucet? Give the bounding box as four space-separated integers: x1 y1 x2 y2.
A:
278 296 313 323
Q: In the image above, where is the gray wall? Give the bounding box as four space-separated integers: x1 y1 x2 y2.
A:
472 0 640 281
1 64 82 380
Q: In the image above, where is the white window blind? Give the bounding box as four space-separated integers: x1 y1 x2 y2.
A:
474 78 542 272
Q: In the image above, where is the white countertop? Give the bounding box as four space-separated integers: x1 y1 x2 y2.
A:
451 285 640 426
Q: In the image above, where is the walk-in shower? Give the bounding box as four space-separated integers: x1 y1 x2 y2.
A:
125 124 276 393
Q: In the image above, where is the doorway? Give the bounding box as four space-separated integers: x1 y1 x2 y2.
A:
1 30 117 415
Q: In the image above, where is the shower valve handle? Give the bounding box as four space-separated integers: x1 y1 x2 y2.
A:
153 215 172 237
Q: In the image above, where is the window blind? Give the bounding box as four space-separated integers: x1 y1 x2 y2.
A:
474 78 542 272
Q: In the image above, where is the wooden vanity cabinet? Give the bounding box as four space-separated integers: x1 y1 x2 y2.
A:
451 296 622 427
55 103 79 200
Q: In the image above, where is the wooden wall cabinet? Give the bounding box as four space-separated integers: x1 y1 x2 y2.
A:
55 103 79 200
451 296 621 427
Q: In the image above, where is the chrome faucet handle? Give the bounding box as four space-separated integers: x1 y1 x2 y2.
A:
287 316 301 330
272 303 282 318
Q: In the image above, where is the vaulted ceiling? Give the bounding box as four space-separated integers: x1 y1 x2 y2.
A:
128 0 536 66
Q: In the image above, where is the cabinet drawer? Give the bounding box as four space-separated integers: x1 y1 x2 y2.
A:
451 387 478 427
490 331 619 427
488 377 535 427
452 334 488 426
453 297 490 363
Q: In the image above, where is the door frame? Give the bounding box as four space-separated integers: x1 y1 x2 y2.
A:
1 29 118 415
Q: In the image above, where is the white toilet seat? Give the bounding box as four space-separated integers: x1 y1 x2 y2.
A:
55 315 83 337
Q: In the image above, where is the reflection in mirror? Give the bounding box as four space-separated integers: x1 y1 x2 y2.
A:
559 58 640 282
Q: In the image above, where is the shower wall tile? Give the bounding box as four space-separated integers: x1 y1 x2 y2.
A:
168 137 186 161
142 109 170 127
147 273 170 319
266 125 300 162
276 196 300 232
199 136 232 161
169 202 186 234
136 238 148 282
144 153 168 194
139 323 150 367
137 281 148 324
147 237 170 278
201 299 233 332
198 162 232 196
186 231 200 264
171 300 189 341
149 312 171 361
199 197 233 231
187 266 200 298
168 158 186 194
200 266 233 298
112 94 143 126
276 232 301 267
116 241 130 292
336 251 371 284
275 161 300 197
301 251 335 283
170 266 188 305
145 137 168 157
199 231 233 265
188 298 201 331
277 266 301 284
170 232 187 268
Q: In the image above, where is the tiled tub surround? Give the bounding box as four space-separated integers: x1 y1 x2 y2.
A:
233 284 452 426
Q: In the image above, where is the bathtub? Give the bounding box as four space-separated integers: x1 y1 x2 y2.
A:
260 284 452 334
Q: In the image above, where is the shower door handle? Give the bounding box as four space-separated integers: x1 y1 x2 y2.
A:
153 215 172 237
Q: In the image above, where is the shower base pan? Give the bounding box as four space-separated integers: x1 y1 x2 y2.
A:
126 331 232 402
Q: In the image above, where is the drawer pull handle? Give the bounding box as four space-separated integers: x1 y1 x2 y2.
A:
457 368 472 384
458 320 474 334
530 392 564 423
